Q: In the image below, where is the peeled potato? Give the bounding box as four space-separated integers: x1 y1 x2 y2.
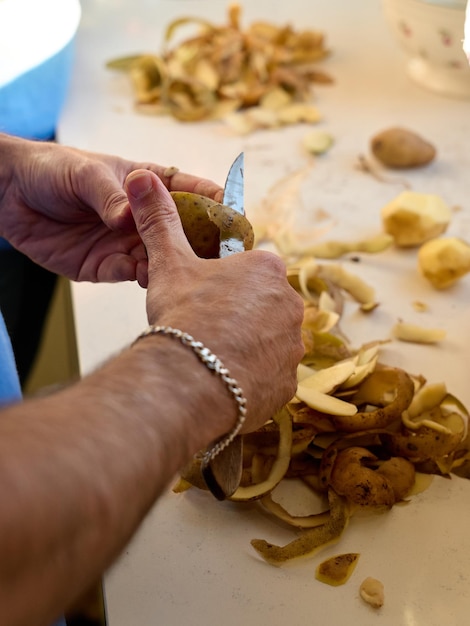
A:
381 191 451 248
370 127 436 169
418 236 470 289
170 191 254 257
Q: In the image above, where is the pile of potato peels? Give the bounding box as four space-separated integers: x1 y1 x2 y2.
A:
116 4 470 574
106 4 332 133
175 257 470 566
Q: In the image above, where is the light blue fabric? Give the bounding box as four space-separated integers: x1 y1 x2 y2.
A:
0 38 75 141
0 310 21 403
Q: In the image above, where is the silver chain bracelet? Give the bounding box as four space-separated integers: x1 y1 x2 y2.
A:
133 325 247 464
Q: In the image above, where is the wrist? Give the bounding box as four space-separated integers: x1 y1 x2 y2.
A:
79 330 239 477
133 325 247 465
132 330 239 441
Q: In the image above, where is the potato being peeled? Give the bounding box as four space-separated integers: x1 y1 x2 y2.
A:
170 191 254 257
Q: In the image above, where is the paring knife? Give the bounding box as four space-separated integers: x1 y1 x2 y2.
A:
219 152 245 257
201 152 246 500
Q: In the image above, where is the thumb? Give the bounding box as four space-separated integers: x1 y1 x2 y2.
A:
125 169 193 268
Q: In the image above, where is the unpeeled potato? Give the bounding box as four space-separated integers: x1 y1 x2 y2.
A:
370 127 436 169
170 191 254 257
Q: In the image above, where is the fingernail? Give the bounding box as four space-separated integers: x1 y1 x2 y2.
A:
126 171 154 199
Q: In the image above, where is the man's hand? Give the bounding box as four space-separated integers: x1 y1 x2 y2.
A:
0 134 223 282
125 169 305 433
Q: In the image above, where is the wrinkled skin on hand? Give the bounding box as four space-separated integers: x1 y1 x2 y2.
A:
125 170 305 432
0 133 304 430
0 135 223 283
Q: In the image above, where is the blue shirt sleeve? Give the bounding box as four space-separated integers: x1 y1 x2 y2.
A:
0 309 21 404
0 238 13 251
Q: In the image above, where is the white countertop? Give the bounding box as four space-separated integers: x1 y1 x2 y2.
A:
58 1 470 624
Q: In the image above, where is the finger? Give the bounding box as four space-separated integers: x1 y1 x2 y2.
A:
72 159 135 232
169 175 224 204
125 169 193 270
153 168 224 203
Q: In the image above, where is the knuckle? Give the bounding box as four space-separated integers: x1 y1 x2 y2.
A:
265 251 287 275
103 189 129 219
283 372 299 405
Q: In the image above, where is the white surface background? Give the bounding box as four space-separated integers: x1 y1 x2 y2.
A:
58 1 470 624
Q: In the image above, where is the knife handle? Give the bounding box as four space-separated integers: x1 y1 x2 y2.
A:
201 435 243 500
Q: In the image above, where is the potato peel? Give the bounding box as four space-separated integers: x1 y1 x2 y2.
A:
251 489 349 565
316 552 360 586
389 389 469 465
230 409 292 502
329 446 415 508
177 251 470 572
297 360 356 394
288 258 377 310
260 494 331 529
316 263 376 307
392 321 446 344
107 5 331 132
329 365 415 432
302 233 393 259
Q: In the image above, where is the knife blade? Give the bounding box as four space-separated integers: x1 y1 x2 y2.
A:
219 152 245 257
201 152 245 500
222 151 244 214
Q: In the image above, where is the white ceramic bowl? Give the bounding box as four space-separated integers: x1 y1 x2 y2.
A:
0 0 81 139
382 0 470 98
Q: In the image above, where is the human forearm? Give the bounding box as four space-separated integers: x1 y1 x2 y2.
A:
0 334 234 626
0 152 303 626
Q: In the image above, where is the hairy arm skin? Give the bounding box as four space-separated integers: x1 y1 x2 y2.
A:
0 146 305 625
0 336 236 626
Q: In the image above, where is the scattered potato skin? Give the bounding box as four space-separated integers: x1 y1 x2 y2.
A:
303 130 334 155
359 577 384 608
163 165 179 177
370 127 436 169
107 8 331 131
316 553 360 586
412 300 429 312
418 236 470 289
392 322 446 344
